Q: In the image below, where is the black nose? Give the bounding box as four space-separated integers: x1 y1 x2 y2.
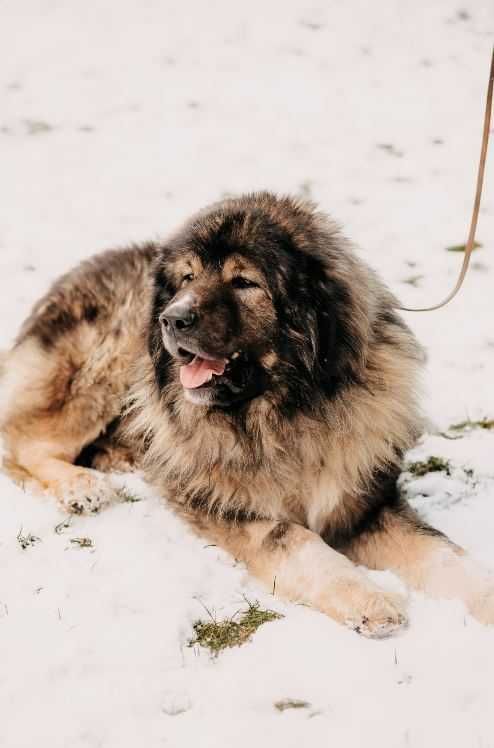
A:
160 298 197 334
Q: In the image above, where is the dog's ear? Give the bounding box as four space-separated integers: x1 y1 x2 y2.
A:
312 271 370 391
275 251 370 395
147 257 174 389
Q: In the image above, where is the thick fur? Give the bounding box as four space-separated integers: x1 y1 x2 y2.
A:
2 192 494 635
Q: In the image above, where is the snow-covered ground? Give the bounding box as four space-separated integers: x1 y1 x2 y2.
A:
1 1 494 746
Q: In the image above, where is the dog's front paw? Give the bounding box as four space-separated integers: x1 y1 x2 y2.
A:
50 469 118 514
346 590 408 639
468 584 494 626
327 577 408 638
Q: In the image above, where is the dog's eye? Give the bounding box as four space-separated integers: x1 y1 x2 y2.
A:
231 276 259 290
182 273 194 285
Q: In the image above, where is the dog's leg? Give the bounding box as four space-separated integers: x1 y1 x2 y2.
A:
345 506 494 625
0 338 128 513
7 429 118 514
83 445 136 474
195 517 407 637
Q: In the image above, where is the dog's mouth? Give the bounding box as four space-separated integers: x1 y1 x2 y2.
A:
179 355 226 388
174 346 247 400
178 348 241 389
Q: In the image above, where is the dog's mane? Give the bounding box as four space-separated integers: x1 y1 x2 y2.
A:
126 193 424 525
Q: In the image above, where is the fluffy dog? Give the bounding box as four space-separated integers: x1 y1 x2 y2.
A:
1 192 493 636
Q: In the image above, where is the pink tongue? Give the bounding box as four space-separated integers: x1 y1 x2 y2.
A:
180 356 226 389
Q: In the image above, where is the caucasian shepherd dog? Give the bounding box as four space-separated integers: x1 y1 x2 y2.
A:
1 193 494 637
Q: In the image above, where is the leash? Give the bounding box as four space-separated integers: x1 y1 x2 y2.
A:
397 48 494 312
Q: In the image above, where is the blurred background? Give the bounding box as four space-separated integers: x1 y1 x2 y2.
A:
1 0 493 424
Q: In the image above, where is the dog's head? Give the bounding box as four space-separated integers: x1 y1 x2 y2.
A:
149 192 375 410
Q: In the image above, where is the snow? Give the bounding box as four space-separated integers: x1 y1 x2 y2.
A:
1 0 493 746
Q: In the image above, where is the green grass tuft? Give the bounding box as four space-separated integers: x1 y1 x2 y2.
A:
189 601 283 655
274 699 311 713
402 274 424 287
446 241 482 252
450 417 494 432
406 456 451 477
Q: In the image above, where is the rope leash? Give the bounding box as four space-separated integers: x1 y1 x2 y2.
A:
397 48 494 312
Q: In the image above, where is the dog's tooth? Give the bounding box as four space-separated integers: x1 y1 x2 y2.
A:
231 351 240 360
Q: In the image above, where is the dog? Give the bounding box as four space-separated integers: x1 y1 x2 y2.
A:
1 192 493 637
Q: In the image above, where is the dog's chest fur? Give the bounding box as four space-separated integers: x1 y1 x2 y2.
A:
131 375 374 532
128 319 422 536
155 416 344 529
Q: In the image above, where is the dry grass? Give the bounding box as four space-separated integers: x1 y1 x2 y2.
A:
70 537 94 548
16 528 41 550
54 518 71 535
117 487 143 503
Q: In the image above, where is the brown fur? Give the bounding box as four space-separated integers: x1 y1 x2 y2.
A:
1 192 493 635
